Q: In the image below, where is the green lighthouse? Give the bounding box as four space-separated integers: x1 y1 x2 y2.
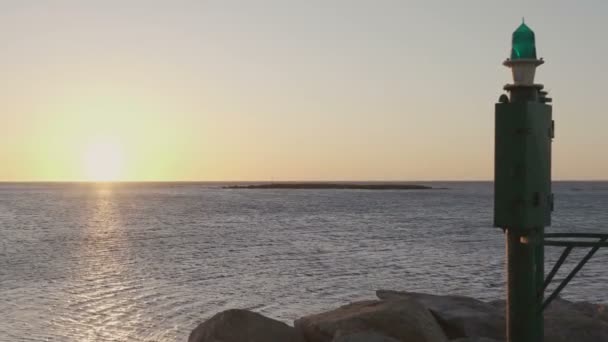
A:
495 21 553 342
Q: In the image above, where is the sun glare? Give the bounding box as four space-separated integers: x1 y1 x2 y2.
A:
84 139 124 181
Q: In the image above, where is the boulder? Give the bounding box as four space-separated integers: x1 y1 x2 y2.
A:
294 299 448 342
377 290 504 340
380 291 608 342
188 309 305 342
544 298 608 342
572 301 608 323
451 338 501 342
543 298 608 323
491 297 608 342
332 332 401 342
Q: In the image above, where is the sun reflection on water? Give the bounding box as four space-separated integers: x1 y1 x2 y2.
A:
68 188 142 341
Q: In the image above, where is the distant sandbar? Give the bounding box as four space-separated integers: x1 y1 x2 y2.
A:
223 183 434 190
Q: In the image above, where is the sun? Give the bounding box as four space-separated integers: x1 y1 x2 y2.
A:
83 138 125 181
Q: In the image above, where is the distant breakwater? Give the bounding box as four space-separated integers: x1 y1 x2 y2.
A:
223 183 436 190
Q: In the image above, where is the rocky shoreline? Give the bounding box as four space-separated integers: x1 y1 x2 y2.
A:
188 290 608 342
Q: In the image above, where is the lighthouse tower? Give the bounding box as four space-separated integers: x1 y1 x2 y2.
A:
494 21 554 342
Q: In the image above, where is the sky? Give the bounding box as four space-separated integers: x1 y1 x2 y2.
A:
0 0 607 181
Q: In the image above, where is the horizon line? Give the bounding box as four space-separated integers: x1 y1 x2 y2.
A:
1 179 607 183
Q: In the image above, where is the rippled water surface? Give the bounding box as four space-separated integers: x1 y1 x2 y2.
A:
1 182 607 341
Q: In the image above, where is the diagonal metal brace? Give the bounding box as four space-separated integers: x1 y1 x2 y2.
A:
542 245 572 292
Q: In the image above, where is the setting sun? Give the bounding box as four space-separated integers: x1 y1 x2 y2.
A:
83 138 125 181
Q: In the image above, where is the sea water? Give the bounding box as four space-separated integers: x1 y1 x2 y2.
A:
1 182 607 341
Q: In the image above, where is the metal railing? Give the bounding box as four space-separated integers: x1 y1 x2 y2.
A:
542 233 608 310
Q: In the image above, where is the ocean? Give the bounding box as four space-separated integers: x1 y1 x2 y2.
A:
0 182 607 341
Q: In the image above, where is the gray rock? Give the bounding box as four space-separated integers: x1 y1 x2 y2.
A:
332 332 401 342
380 291 608 342
377 290 504 340
491 297 608 341
572 301 608 323
544 298 608 342
294 299 448 342
544 297 608 323
451 338 501 342
188 309 305 342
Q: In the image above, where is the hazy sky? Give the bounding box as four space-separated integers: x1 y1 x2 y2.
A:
1 0 606 181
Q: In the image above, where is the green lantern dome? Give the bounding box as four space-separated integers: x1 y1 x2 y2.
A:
510 22 537 59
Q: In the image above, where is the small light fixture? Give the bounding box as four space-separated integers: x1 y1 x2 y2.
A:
503 19 543 86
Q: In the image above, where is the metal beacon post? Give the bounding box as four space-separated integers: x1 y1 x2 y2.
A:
494 21 553 342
